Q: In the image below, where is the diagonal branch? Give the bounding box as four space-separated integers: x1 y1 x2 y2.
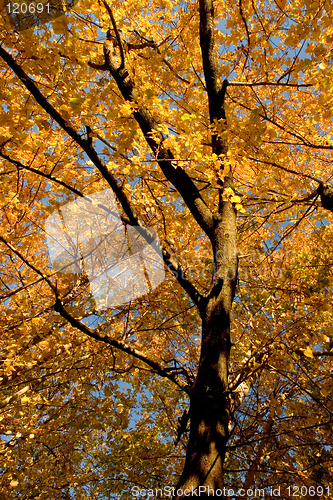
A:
162 247 205 311
228 81 313 88
239 0 251 51
0 235 56 293
54 298 189 391
102 0 125 68
0 46 136 227
0 150 84 198
0 45 206 306
199 0 225 125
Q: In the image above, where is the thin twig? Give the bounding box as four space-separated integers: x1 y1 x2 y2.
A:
247 156 321 183
228 81 313 88
0 236 56 293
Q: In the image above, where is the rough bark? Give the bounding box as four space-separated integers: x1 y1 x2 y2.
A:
175 192 238 497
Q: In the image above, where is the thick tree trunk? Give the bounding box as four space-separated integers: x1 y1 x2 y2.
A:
172 3 238 496
175 198 238 497
174 320 230 496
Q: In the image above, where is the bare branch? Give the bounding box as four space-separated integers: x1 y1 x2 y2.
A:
228 81 313 88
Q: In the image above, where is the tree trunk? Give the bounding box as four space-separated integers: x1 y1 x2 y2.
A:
172 2 238 495
175 196 238 497
175 319 230 496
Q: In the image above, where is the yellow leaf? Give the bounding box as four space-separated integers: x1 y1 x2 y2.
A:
119 103 133 116
52 16 68 35
235 204 246 213
303 346 314 358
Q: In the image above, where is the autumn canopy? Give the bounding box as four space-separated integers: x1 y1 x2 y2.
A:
0 0 333 498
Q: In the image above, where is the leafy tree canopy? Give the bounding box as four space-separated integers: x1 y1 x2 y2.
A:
0 0 333 498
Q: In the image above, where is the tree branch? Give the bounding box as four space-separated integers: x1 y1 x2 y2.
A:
110 34 192 84
199 0 223 116
199 0 227 147
0 150 84 198
0 41 206 314
317 182 333 212
228 81 313 88
239 0 251 50
53 298 189 391
242 410 275 490
162 247 205 310
247 156 321 183
102 0 125 69
0 235 56 293
0 46 136 228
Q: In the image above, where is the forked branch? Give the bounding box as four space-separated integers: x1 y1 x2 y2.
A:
91 20 215 238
